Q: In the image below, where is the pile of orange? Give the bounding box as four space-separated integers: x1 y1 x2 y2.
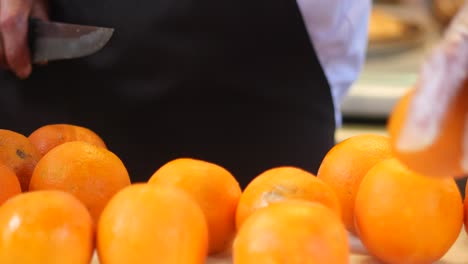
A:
0 79 468 264
0 124 132 263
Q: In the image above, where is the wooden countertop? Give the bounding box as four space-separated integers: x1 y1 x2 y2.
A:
91 230 468 263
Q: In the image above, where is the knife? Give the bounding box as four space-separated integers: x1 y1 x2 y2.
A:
28 18 114 63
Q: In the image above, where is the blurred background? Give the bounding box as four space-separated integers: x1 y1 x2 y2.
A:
336 0 466 192
337 0 464 141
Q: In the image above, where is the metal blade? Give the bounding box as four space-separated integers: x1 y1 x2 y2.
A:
30 19 114 63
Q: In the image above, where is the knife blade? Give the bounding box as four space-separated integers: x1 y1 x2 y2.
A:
29 19 114 63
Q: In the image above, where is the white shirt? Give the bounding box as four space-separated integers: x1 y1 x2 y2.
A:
296 0 371 127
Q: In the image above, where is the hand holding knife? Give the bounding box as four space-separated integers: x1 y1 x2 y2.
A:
0 0 114 79
0 0 48 78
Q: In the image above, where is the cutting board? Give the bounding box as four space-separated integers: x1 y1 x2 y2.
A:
91 230 468 263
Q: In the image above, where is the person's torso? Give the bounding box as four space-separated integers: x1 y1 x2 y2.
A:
41 0 325 104
1 0 337 184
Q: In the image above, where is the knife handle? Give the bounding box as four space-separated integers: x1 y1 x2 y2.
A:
28 18 42 64
0 19 40 66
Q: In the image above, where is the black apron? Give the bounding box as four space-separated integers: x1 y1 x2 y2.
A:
0 0 336 188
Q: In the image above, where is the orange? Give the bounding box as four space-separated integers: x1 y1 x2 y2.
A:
97 183 208 264
388 83 468 178
28 123 107 156
233 199 349 264
235 166 341 229
317 134 392 234
29 141 131 223
355 158 463 264
148 157 241 254
0 164 22 205
0 129 41 191
0 190 94 264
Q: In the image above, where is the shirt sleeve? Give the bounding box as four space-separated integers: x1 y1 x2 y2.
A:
295 0 372 127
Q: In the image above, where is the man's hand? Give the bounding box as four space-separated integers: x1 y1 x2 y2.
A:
0 0 48 79
396 2 468 171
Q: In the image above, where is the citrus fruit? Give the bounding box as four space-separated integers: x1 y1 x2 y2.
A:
0 129 41 191
148 157 241 254
97 183 208 264
233 199 349 264
388 83 468 178
355 158 463 264
317 134 392 234
0 190 94 264
236 166 341 229
29 141 131 222
0 164 21 205
28 123 107 156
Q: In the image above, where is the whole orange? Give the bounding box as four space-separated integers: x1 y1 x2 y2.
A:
148 157 242 254
29 141 131 222
233 199 349 264
0 190 94 264
388 83 468 178
236 166 341 229
355 158 463 264
0 129 41 191
97 183 208 264
0 164 22 205
28 123 107 156
317 134 392 234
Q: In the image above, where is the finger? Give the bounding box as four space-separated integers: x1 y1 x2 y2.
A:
0 0 33 79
